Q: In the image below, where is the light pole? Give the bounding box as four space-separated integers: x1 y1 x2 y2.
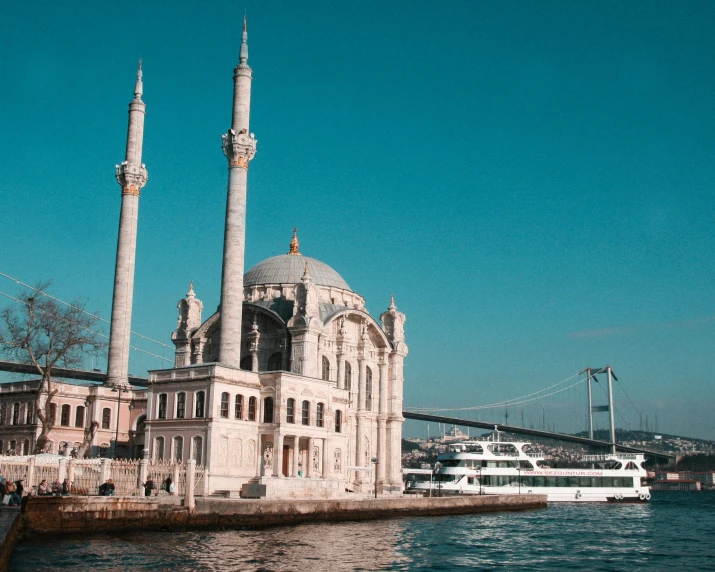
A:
111 386 123 459
371 457 378 499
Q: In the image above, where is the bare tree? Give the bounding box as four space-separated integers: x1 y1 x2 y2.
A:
0 282 105 454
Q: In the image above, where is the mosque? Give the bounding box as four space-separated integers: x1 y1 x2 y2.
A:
0 22 408 499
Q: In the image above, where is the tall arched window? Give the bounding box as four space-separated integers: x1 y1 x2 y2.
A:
335 409 342 433
60 404 70 426
322 356 330 381
366 367 373 410
176 392 186 419
154 436 164 461
263 397 274 423
316 403 324 428
173 436 183 462
158 394 168 419
195 391 205 418
22 440 30 455
268 352 282 371
49 403 58 425
12 403 20 425
248 397 257 421
26 404 33 425
220 392 229 418
286 398 295 424
235 395 244 419
192 436 203 465
301 400 310 426
344 362 352 391
102 408 111 429
75 406 85 427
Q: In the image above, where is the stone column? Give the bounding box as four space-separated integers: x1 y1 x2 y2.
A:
358 359 366 412
377 361 388 487
138 456 149 496
322 438 329 478
58 457 68 483
337 355 345 390
218 23 257 368
273 432 283 477
185 459 196 513
307 437 315 478
293 436 300 477
27 457 35 496
173 464 180 495
100 458 112 488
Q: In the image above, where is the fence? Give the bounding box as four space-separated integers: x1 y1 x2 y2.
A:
0 455 205 498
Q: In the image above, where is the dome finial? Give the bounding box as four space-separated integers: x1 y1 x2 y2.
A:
389 294 396 310
288 227 301 255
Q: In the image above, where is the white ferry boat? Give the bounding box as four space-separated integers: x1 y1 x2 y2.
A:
405 431 651 503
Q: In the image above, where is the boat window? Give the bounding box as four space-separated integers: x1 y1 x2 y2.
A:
518 460 533 469
625 462 638 470
488 443 518 456
441 460 466 468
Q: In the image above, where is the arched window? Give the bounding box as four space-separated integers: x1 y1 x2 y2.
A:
60 404 71 426
248 397 257 421
301 400 310 426
192 436 203 465
102 408 111 429
322 356 330 381
75 406 85 427
220 392 229 418
49 403 58 425
9 440 17 455
176 392 186 419
173 436 183 462
366 367 373 410
0 440 3 455
22 440 30 455
235 395 244 419
335 410 342 433
154 436 165 460
26 404 33 425
268 352 282 371
316 403 324 428
286 398 295 424
158 394 168 419
195 391 205 418
263 397 274 423
344 362 352 391
240 356 252 371
12 403 20 425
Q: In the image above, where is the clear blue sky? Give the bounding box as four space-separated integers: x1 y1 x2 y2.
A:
1 1 714 439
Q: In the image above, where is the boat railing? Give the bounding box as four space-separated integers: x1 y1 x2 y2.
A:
582 453 640 462
525 453 543 458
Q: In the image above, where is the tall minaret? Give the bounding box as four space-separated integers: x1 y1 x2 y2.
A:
219 17 257 367
106 62 148 387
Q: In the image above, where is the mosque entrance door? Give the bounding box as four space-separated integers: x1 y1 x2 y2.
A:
282 445 290 476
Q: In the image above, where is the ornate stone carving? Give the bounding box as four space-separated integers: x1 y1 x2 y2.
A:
248 439 256 467
116 161 148 195
364 436 370 468
231 438 243 467
334 448 342 473
312 446 320 471
263 442 274 470
218 437 229 467
221 129 257 167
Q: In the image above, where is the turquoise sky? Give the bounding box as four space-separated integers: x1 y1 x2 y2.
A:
1 1 714 439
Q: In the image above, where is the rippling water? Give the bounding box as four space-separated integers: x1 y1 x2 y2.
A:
11 492 715 571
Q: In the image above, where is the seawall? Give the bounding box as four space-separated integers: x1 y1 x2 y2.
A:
0 495 546 570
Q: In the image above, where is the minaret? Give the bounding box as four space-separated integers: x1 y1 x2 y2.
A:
106 62 148 387
219 17 257 367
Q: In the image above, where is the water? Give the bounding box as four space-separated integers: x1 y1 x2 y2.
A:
11 493 715 571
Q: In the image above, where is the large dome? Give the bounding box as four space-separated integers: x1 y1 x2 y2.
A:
244 254 351 291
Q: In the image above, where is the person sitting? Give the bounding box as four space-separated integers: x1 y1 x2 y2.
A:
162 477 177 495
38 479 50 496
51 480 62 495
6 482 21 506
62 478 71 495
98 479 116 496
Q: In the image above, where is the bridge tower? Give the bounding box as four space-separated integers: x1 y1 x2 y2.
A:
582 366 618 453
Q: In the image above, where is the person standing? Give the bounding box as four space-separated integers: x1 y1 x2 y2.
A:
143 476 156 497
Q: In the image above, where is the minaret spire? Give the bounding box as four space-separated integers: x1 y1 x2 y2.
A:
219 21 258 368
107 63 149 387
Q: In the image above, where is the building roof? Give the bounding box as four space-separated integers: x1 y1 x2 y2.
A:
244 254 351 291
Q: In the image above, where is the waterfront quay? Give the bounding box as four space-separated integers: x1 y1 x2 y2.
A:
0 494 545 569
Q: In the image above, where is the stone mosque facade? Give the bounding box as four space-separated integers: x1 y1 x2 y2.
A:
143 24 408 498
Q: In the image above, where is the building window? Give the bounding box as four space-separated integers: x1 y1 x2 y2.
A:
192 436 203 465
0 440 3 454
316 403 324 428
60 404 71 426
75 406 85 427
248 397 257 421
49 403 57 425
286 398 295 424
321 356 330 381
235 395 244 420
268 352 282 371
195 391 205 418
154 436 164 461
9 440 17 455
220 392 229 418
301 400 310 426
263 397 274 423
345 362 352 391
158 394 168 419
102 408 111 430
366 367 373 410
335 409 342 433
12 403 20 425
22 440 30 455
26 404 33 425
173 436 183 462
176 392 186 419
240 356 252 371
